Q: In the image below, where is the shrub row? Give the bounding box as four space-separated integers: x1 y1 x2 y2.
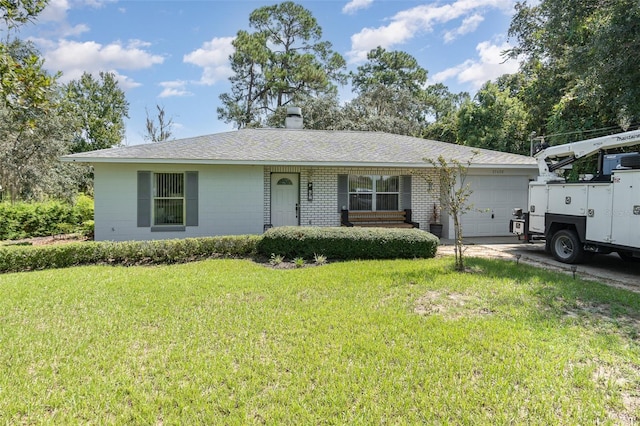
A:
257 226 439 260
0 227 439 274
0 195 94 240
0 235 260 274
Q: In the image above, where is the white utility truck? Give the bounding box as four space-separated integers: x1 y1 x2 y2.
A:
510 129 640 263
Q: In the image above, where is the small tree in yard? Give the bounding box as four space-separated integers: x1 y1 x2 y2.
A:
425 152 477 271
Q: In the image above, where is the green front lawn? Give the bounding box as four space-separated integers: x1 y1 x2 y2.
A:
0 257 638 424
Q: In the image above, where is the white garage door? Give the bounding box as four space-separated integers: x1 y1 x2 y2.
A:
461 175 529 237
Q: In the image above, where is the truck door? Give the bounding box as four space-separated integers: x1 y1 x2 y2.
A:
585 183 613 243
610 171 640 248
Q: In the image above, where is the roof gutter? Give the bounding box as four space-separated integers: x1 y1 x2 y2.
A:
60 156 536 169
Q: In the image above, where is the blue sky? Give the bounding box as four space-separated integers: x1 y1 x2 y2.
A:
19 0 521 145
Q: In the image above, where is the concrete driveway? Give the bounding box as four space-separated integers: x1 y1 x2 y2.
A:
437 237 640 294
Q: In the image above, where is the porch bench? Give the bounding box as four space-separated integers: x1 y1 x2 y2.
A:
341 209 419 229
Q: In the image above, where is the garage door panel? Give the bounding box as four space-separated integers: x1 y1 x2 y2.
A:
495 191 517 203
461 176 528 237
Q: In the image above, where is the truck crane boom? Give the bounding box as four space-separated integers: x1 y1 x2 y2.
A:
511 128 640 264
535 129 640 182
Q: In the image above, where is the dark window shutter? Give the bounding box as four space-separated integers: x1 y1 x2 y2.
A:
185 171 198 226
401 175 412 210
137 171 151 227
337 174 348 212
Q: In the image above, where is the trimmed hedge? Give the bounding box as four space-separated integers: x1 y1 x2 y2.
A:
257 226 439 260
0 227 439 274
0 235 260 274
0 195 95 240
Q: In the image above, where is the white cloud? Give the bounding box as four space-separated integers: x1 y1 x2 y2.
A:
110 72 141 91
443 14 484 43
82 0 116 7
39 0 71 22
42 39 165 84
39 0 114 23
347 0 514 63
183 36 235 85
61 23 90 37
342 0 374 15
31 0 88 37
431 40 519 90
159 81 192 98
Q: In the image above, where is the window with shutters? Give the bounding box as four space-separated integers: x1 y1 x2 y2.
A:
153 173 185 225
348 175 399 211
138 171 197 230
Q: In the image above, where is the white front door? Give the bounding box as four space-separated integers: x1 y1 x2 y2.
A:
271 173 299 227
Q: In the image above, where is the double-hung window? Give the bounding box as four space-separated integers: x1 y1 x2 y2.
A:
137 171 198 230
348 175 399 211
153 173 185 226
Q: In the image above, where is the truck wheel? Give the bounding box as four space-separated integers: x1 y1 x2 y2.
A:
550 229 585 264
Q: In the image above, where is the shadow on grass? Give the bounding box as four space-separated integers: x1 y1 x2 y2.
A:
405 256 640 340
402 256 640 423
496 244 640 276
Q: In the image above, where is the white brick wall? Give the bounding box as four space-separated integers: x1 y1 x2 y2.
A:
264 166 439 230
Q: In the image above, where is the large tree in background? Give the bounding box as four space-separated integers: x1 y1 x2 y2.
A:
266 92 344 130
66 71 129 152
351 47 427 96
1 1 55 127
422 83 469 144
507 0 640 142
344 47 428 136
340 89 426 135
0 39 88 201
0 91 83 201
218 30 266 128
218 1 346 128
457 78 530 155
0 1 78 201
262 47 470 137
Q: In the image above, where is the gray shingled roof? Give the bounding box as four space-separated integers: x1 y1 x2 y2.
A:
61 128 537 168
